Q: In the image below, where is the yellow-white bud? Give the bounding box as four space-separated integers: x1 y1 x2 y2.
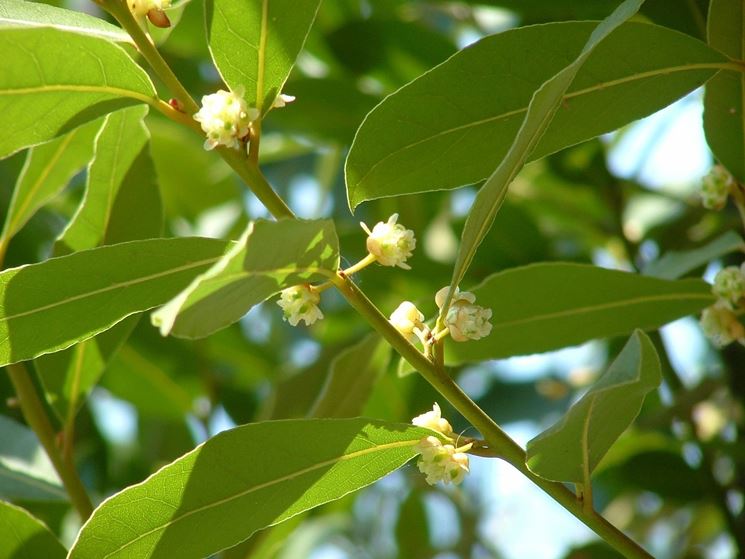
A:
713 265 745 308
700 302 745 347
128 0 170 17
390 301 426 344
193 87 259 151
272 93 296 108
412 403 453 438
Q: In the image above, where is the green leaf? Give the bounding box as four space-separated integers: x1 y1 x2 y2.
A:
526 330 661 483
0 0 130 43
643 230 745 279
0 27 157 159
55 105 161 254
152 219 339 339
445 263 715 364
0 119 101 251
0 237 228 366
443 0 644 308
0 500 66 559
346 20 725 209
0 416 66 502
68 418 430 559
309 335 389 418
703 0 745 180
205 0 321 113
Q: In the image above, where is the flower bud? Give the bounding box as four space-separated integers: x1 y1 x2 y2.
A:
412 403 454 438
277 285 323 326
390 301 426 344
360 214 416 269
193 87 259 151
128 0 170 17
701 164 734 210
435 286 492 342
272 93 295 108
700 302 745 347
713 265 745 308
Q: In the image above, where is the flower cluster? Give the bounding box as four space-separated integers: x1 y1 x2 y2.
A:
700 165 734 210
713 265 745 308
435 286 492 342
128 0 171 26
194 87 259 151
412 404 471 485
276 285 323 326
361 214 416 269
700 265 745 347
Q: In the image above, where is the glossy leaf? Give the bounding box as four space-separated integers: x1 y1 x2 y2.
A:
152 219 339 339
0 416 66 502
346 21 725 209
444 0 643 309
0 500 66 559
446 263 715 364
309 335 389 418
69 418 431 559
703 0 745 180
0 27 156 159
643 231 745 279
0 119 101 250
526 331 661 483
0 237 228 365
0 0 130 43
205 0 321 113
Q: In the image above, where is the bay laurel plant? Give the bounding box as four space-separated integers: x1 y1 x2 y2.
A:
1 0 745 557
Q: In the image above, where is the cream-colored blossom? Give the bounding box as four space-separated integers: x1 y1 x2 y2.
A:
390 301 426 344
435 286 492 342
277 285 323 326
700 301 745 347
272 93 296 108
360 214 416 269
414 436 471 485
412 403 453 438
128 0 170 17
701 164 734 210
193 87 259 151
713 265 745 308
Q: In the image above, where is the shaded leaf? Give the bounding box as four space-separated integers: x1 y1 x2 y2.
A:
69 418 431 559
643 230 745 279
0 237 228 365
703 0 745 180
309 335 389 418
152 219 339 339
0 27 156 159
346 21 725 209
0 500 66 559
446 263 714 364
526 331 661 483
205 0 321 113
0 416 66 502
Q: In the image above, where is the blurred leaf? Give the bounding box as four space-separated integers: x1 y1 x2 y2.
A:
643 230 745 279
266 78 378 144
0 416 66 502
0 500 66 559
526 331 661 483
395 490 434 559
0 237 227 365
153 219 339 339
0 119 100 252
0 0 130 43
446 263 714 363
69 419 433 559
703 0 745 180
0 27 156 159
346 21 724 209
310 335 389 418
205 0 321 113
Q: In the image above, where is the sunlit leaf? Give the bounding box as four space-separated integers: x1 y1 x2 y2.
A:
0 500 66 559
69 418 431 559
526 331 661 483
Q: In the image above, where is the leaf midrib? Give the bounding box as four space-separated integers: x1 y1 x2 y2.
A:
100 438 420 558
352 62 728 194
0 84 155 105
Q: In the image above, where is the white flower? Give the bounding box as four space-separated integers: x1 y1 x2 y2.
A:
390 301 426 344
414 436 471 485
713 265 745 308
272 93 295 108
701 165 734 210
193 87 259 151
700 301 745 347
277 285 323 326
360 214 416 269
412 403 453 438
128 0 170 17
435 286 492 342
